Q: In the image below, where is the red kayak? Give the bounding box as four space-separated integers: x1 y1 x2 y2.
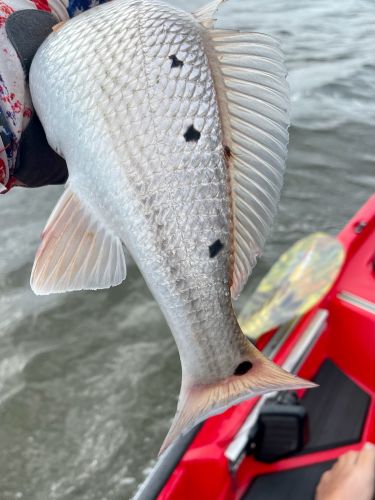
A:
136 195 375 500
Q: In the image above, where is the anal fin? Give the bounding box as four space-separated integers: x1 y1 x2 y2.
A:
31 187 126 295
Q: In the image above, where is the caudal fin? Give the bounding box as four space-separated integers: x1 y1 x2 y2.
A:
160 347 316 455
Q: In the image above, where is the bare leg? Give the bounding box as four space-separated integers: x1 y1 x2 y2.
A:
315 443 375 500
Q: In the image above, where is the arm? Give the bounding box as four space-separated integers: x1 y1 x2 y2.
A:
0 0 109 192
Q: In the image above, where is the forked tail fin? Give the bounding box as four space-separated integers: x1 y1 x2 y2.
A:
159 349 316 455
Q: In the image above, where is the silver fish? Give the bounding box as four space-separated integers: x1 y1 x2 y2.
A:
29 0 314 453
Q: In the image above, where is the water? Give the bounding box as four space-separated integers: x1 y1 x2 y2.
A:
0 0 374 498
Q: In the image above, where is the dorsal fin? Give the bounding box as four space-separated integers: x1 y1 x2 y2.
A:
192 0 225 28
199 24 290 298
31 187 127 295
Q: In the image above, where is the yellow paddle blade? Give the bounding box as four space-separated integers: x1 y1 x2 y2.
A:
239 233 345 339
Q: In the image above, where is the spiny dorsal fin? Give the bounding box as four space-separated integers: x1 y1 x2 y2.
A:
192 0 226 28
31 187 126 295
204 28 290 299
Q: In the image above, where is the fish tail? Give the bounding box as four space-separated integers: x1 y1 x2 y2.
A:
159 344 316 455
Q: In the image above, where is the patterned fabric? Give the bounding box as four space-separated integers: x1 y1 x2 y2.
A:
0 0 101 191
67 0 106 18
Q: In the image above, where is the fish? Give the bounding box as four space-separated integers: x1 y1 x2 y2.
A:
29 0 315 453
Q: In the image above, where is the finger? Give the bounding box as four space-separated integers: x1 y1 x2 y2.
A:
338 449 359 466
320 470 331 483
356 442 375 470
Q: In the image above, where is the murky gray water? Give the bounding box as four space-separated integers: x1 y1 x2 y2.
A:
1 0 374 498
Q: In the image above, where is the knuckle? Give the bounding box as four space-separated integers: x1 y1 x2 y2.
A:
321 471 331 482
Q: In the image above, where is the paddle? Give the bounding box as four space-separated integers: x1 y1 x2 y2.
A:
239 233 345 339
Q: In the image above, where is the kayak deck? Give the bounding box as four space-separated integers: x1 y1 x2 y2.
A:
238 194 375 499
243 359 370 499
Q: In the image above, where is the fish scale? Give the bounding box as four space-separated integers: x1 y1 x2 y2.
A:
30 0 314 453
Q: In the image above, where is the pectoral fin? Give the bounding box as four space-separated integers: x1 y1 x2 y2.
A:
31 187 126 295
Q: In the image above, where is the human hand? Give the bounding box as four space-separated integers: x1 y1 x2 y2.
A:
0 6 68 192
315 443 375 500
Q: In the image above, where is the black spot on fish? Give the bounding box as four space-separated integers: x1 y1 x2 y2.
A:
169 54 184 68
234 361 253 376
224 145 232 160
209 239 224 258
184 125 201 142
